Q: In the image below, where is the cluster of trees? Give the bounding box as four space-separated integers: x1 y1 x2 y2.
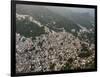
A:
16 18 45 39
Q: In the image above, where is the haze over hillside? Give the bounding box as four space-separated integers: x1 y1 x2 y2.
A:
16 4 96 73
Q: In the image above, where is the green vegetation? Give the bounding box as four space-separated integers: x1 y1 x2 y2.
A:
16 18 45 39
61 62 72 70
78 44 92 58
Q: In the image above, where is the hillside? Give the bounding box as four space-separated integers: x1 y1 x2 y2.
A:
16 32 95 73
16 4 96 73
